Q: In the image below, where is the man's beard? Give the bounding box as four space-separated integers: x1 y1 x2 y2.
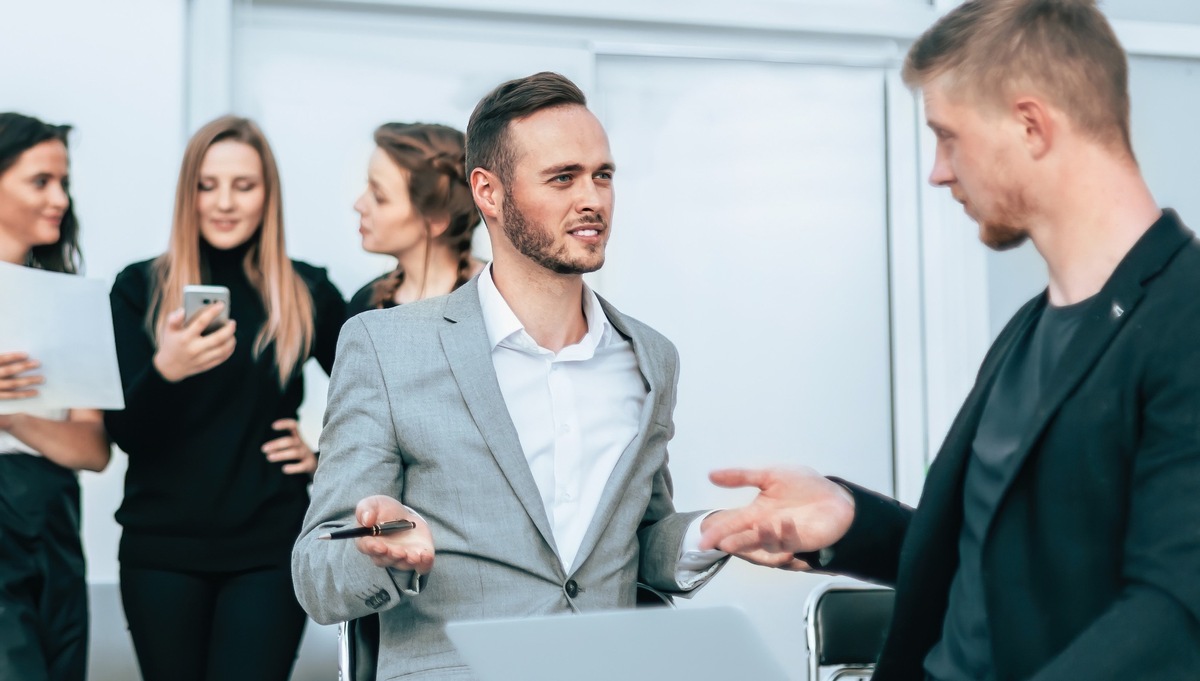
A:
974 184 1031 252
979 220 1028 251
501 193 606 274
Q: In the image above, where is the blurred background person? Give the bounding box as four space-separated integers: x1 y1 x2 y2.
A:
347 122 484 317
104 115 345 681
0 112 110 681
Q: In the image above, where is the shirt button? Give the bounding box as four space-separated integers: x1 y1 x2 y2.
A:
565 580 579 598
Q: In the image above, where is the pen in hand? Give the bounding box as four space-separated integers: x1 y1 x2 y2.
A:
319 519 416 540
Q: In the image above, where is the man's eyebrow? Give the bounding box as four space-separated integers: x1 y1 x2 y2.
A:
539 163 584 176
538 162 616 176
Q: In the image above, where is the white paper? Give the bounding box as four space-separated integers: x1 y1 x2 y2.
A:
0 261 125 413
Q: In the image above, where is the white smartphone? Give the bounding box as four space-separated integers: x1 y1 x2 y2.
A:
183 285 231 334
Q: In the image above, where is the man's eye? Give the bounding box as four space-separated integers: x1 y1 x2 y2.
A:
595 172 613 181
552 174 572 183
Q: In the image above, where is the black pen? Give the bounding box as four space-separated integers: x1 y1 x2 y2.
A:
318 519 416 540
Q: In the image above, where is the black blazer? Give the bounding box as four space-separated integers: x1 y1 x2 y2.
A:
825 211 1200 680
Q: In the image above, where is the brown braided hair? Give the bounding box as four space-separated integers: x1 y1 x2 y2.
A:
369 122 480 309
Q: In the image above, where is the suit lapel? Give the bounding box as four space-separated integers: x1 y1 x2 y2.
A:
568 297 660 574
985 211 1193 530
438 281 560 560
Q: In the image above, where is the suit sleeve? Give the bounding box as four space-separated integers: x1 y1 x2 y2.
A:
291 316 424 625
635 342 729 592
1024 316 1200 680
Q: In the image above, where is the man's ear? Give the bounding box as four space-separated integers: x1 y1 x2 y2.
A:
471 168 502 221
1014 97 1053 159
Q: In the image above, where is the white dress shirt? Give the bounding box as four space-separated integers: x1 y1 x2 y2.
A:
478 266 723 585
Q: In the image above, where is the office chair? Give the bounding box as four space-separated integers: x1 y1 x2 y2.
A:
804 579 895 681
338 583 674 680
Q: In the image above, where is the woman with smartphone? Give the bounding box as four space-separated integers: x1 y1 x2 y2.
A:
347 122 484 317
0 113 110 681
105 115 345 681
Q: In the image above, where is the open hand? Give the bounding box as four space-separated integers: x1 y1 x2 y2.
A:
699 467 855 571
353 495 435 574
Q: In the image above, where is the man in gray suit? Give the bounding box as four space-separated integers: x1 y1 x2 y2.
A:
292 72 727 679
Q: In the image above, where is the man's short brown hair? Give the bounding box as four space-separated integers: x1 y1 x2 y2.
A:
466 72 588 184
903 0 1131 154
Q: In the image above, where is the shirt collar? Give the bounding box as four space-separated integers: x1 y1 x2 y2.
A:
477 263 612 357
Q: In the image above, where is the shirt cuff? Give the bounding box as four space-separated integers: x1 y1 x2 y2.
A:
388 568 422 596
674 511 728 589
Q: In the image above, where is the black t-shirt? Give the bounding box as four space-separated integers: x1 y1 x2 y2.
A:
925 296 1092 681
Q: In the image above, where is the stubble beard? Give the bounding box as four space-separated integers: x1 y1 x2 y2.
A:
501 192 606 275
975 184 1032 252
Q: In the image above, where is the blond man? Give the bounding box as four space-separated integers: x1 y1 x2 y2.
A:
701 1 1200 679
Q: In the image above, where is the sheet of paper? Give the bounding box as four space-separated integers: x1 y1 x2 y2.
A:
0 261 125 414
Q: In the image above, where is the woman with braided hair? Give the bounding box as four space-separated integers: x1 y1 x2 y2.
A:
348 122 484 317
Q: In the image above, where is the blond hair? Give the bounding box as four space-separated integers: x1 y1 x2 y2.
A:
150 115 314 386
903 0 1132 154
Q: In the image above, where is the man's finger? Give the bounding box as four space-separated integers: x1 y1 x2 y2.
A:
708 468 769 490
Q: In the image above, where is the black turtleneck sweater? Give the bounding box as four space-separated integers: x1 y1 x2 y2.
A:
105 242 345 572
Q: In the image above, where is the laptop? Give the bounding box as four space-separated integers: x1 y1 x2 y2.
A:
445 606 791 681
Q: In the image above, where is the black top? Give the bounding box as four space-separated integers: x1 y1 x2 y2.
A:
346 272 390 318
347 266 481 318
105 241 345 572
925 298 1090 680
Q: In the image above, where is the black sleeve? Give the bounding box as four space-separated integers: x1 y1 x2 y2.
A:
299 263 346 376
804 478 913 586
345 274 388 320
104 262 188 454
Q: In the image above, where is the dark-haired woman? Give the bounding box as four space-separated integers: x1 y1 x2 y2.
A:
347 122 484 317
0 113 110 681
105 115 344 681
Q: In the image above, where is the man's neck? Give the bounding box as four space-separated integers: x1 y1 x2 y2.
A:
490 259 588 353
1030 150 1160 306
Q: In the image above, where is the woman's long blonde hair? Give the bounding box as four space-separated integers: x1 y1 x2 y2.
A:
150 115 314 387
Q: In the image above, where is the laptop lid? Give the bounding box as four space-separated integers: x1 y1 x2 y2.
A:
445 606 790 681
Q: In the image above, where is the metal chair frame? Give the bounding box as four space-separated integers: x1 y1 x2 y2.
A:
803 579 894 681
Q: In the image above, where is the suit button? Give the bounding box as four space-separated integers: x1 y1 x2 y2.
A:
565 580 579 598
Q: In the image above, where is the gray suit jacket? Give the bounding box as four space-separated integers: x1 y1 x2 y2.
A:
292 279 715 679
